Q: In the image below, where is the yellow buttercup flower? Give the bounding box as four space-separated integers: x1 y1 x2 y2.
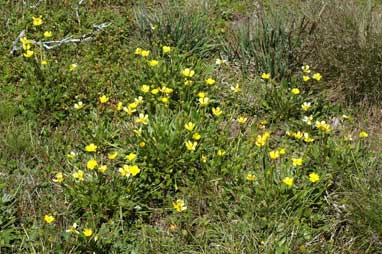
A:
301 102 311 111
255 132 270 147
217 149 226 156
359 131 368 138
52 172 64 183
309 172 320 183
85 143 97 152
237 117 247 124
20 37 31 44
192 132 201 140
149 60 159 67
230 84 241 93
108 152 118 160
139 141 145 148
44 214 55 224
261 73 270 80
205 78 215 85
23 50 34 58
184 80 193 86
72 170 84 181
282 177 294 187
185 140 197 151
303 75 310 82
99 95 109 104
140 85 150 93
87 159 98 170
312 73 322 81
212 107 223 117
269 150 280 160
83 228 93 237
303 115 313 125
246 173 256 181
302 65 310 73
216 58 227 65
151 88 160 95
43 31 53 38
291 88 300 95
135 113 149 125
69 63 78 71
315 121 331 133
303 132 314 143
173 199 187 212
74 101 84 110
119 164 140 176
141 50 150 57
279 148 286 155
41 60 48 65
198 97 209 107
184 122 195 132
182 68 195 77
161 97 169 104
32 16 43 26
126 153 137 161
162 46 171 53
67 151 77 159
292 158 303 167
23 43 31 50
134 48 142 55
98 165 108 173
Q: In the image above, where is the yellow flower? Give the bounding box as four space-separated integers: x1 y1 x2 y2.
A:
205 78 215 85
301 102 311 111
315 121 331 133
44 214 55 224
134 48 142 55
161 97 169 104
85 143 97 152
201 155 208 163
255 132 270 147
291 88 300 95
126 152 137 161
98 165 108 173
69 63 78 71
261 73 270 80
129 102 139 109
135 96 144 104
237 116 247 124
246 173 256 181
309 172 320 183
230 84 241 93
141 50 150 57
197 92 205 98
192 132 201 140
139 141 145 148
185 140 197 151
41 60 48 65
23 43 31 50
135 113 149 125
67 151 77 159
292 131 304 140
359 131 368 138
52 172 64 183
72 170 84 181
151 88 160 95
133 129 142 136
217 149 226 156
173 199 187 212
198 97 209 107
87 159 98 170
184 80 193 86
161 86 173 94
66 223 79 234
20 37 31 44
292 158 303 167
302 65 310 73
119 165 140 176
303 132 314 143
149 60 159 67
269 150 280 160
83 228 93 237
43 31 53 38
279 148 286 155
282 177 294 187
162 46 171 53
123 106 136 115
140 85 150 93
23 50 34 58
303 115 313 125
215 58 227 65
32 16 43 26
108 152 118 160
74 101 84 110
303 75 310 82
182 68 195 77
99 95 109 104
312 73 322 81
184 122 195 132
212 107 223 117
